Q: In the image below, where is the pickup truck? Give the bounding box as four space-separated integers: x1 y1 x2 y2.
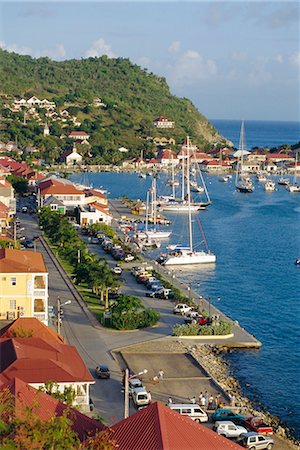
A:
241 417 273 435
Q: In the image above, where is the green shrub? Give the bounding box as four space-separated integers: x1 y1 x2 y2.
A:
173 320 233 337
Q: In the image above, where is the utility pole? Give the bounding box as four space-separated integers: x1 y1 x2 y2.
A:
124 368 129 419
57 296 61 335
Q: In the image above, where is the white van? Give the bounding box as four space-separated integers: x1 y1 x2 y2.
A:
132 386 151 409
169 403 208 423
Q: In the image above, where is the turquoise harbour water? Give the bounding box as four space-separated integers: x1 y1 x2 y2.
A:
70 120 300 438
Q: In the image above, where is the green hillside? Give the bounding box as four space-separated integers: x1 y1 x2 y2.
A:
0 49 230 164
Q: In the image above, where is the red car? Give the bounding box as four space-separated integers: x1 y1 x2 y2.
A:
242 416 273 435
195 316 209 326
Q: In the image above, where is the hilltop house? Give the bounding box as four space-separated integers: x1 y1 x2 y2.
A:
157 149 178 165
68 131 90 145
153 116 175 129
62 146 83 166
0 249 48 325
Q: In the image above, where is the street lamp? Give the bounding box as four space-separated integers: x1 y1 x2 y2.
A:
57 296 71 334
124 368 148 419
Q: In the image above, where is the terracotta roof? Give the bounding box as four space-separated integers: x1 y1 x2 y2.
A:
0 337 94 384
0 378 105 441
0 177 12 188
40 183 84 196
0 318 64 343
266 153 293 159
107 402 242 450
85 189 106 199
89 202 110 215
68 131 90 137
0 201 9 213
0 248 47 273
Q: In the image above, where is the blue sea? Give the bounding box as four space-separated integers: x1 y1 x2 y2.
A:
211 119 300 149
70 120 300 439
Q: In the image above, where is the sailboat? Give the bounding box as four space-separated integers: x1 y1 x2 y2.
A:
218 150 230 182
144 176 171 239
159 145 210 212
287 154 300 192
235 120 254 193
160 138 216 266
264 179 276 192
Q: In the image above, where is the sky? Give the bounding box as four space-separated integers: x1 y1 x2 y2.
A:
0 1 299 122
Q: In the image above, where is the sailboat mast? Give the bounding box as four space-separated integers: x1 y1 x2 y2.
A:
171 155 176 198
145 190 149 232
186 137 193 251
153 175 157 230
182 151 185 201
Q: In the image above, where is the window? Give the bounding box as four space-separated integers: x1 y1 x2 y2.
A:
34 298 45 312
10 300 16 310
10 277 16 286
182 408 191 414
34 276 46 289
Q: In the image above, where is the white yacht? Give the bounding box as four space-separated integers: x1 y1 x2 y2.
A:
264 180 275 192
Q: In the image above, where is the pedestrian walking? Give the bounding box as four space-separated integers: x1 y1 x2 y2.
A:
158 369 164 379
216 393 221 409
198 392 203 402
200 396 206 407
190 396 196 404
205 391 209 408
208 395 214 410
168 397 173 404
152 375 159 384
230 394 236 407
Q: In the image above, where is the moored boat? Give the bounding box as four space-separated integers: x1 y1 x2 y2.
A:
264 180 275 192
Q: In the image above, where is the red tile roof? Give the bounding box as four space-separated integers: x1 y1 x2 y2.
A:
68 131 90 137
0 378 105 441
0 337 94 385
0 248 47 273
108 402 242 450
0 318 64 343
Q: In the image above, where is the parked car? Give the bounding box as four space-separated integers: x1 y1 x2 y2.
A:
132 386 151 409
21 206 28 213
90 237 99 244
124 254 135 262
128 378 144 395
146 288 172 299
237 432 274 449
168 403 208 423
25 239 34 249
242 417 273 435
96 364 110 379
184 311 204 324
211 409 246 423
112 265 122 275
213 420 248 438
173 304 192 315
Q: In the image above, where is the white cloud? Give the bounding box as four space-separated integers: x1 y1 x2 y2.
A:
0 40 66 60
231 51 247 62
168 49 217 87
84 38 116 59
40 43 66 60
274 54 283 64
290 52 300 68
0 40 33 56
168 41 180 54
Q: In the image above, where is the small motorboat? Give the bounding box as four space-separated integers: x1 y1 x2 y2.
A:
295 258 300 266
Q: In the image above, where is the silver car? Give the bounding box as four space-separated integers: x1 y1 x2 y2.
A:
238 432 274 450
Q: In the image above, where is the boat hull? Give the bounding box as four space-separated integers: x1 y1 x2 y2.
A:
163 250 216 266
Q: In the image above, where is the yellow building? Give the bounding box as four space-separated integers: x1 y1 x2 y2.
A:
0 249 48 325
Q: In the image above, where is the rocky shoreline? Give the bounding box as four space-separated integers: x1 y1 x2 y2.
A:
188 343 300 449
